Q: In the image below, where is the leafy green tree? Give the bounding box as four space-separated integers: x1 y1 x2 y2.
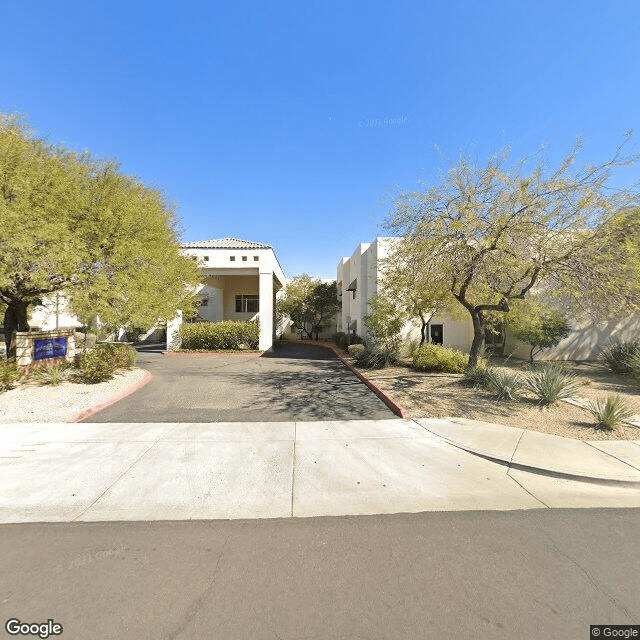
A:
277 275 340 340
363 293 405 351
386 138 640 367
0 114 200 353
505 299 571 362
380 237 460 345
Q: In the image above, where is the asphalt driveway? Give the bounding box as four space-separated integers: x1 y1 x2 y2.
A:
82 341 396 422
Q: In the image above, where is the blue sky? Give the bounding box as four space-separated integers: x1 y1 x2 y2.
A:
2 1 639 278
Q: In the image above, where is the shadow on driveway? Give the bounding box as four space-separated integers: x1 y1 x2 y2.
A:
82 342 396 422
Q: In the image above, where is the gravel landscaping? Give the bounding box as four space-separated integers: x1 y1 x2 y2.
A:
353 358 640 441
0 368 148 423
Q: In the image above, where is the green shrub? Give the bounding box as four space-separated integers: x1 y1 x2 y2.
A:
485 369 523 401
333 332 347 348
523 363 582 405
586 395 636 430
599 340 640 375
412 344 467 373
632 352 640 386
34 361 73 386
77 350 117 383
95 343 137 370
352 345 401 369
464 364 493 388
179 321 259 350
347 343 365 356
0 359 20 391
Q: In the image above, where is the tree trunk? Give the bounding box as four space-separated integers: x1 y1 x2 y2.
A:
419 315 428 346
4 300 30 355
467 310 486 368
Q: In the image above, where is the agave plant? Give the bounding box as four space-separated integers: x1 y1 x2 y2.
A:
35 362 73 386
586 395 636 430
485 369 523 401
523 363 582 405
598 340 640 375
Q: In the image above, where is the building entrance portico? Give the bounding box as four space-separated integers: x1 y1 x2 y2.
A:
170 238 286 351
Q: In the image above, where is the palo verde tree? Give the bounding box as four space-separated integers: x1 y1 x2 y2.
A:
386 137 640 367
277 275 340 340
0 114 200 353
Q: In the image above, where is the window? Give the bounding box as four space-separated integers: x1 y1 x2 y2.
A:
203 256 209 261
230 256 236 261
242 255 247 261
253 256 259 261
235 294 259 313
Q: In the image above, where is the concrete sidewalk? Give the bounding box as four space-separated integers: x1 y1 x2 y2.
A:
416 417 640 483
1 419 639 523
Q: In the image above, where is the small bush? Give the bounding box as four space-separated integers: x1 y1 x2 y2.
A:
586 395 636 430
485 369 523 401
333 332 347 348
599 340 640 375
352 345 401 369
179 321 259 350
412 344 467 373
0 359 20 391
77 350 117 383
95 343 138 370
523 363 582 405
347 343 365 356
34 361 73 386
630 352 640 386
464 364 493 388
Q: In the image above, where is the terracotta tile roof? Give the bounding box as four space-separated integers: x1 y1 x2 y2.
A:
181 237 272 249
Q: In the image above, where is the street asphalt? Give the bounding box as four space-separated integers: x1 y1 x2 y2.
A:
1 508 639 639
82 341 396 422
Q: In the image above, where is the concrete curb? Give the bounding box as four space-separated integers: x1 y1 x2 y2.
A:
68 371 153 423
282 339 411 419
415 418 640 486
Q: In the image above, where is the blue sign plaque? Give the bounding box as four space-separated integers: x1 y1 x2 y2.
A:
34 337 68 361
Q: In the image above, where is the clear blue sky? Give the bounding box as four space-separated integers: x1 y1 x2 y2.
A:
2 1 639 279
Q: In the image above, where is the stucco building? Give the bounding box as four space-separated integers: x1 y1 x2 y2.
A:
337 236 640 360
337 237 473 350
178 237 286 351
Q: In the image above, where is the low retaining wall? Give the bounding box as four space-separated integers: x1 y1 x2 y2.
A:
13 330 76 367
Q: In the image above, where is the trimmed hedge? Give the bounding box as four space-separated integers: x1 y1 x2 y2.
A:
179 321 259 350
412 343 468 373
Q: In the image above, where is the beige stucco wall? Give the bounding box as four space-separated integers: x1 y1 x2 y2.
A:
195 276 225 323
29 294 83 331
222 275 260 322
505 313 640 361
337 237 476 351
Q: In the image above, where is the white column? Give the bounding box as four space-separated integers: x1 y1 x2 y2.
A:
166 310 183 351
259 272 274 351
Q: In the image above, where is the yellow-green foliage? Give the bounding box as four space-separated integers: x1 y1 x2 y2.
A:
0 113 201 337
179 321 259 350
347 343 365 355
412 344 468 373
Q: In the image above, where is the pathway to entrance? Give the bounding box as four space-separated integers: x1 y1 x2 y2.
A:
82 341 396 422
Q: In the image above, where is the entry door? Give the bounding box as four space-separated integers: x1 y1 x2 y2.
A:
430 324 443 345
